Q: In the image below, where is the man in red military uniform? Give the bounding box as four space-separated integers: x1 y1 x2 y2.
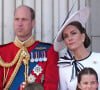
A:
0 5 59 90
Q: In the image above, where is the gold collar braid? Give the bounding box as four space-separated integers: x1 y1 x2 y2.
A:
14 36 35 48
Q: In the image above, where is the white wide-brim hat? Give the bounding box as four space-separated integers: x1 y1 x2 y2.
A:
54 7 90 52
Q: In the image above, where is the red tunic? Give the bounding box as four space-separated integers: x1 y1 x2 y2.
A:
0 41 59 90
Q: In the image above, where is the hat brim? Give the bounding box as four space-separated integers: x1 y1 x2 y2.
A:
54 7 90 52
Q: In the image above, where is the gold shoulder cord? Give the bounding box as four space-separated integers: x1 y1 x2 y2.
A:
0 36 35 89
0 48 22 67
0 47 30 90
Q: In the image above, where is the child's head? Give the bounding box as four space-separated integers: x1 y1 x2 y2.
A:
24 82 44 90
77 68 99 90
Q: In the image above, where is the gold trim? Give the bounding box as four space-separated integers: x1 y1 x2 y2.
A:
0 36 35 89
3 68 10 86
3 67 6 86
4 47 30 89
0 36 35 67
0 49 22 67
14 36 35 48
4 53 23 90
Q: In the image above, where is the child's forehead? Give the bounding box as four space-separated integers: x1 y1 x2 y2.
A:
81 74 97 81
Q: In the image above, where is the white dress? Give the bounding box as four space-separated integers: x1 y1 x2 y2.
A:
58 52 100 90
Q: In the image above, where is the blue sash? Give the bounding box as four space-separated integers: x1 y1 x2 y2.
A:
9 42 51 90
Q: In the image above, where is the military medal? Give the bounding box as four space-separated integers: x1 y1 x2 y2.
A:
39 57 42 62
43 51 47 61
28 74 36 83
38 52 42 62
33 65 43 76
34 46 48 62
30 52 35 62
34 52 39 62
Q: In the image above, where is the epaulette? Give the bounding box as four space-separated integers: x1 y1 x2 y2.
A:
39 41 53 46
0 42 13 47
34 41 52 51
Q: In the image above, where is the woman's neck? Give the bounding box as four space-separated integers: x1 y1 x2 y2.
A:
73 47 90 60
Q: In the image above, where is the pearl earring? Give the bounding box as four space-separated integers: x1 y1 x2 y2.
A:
82 39 84 42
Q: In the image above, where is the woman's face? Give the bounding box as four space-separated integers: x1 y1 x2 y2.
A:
63 25 85 51
78 74 98 90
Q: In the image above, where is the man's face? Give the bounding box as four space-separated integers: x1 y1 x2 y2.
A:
14 7 35 41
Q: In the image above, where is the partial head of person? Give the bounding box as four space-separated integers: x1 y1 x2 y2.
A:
14 5 35 41
77 68 99 90
24 82 44 90
54 7 90 52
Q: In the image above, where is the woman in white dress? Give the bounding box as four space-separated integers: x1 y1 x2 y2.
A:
54 7 100 90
